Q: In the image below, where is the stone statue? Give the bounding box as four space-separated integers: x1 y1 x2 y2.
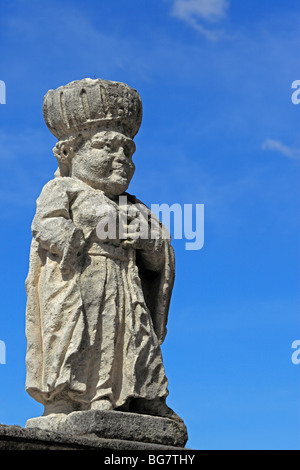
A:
25 79 187 445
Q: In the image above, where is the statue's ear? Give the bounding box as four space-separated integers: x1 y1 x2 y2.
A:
53 140 74 177
53 140 74 163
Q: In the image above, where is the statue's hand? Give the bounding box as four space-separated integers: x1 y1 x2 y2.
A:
120 220 142 250
121 222 160 252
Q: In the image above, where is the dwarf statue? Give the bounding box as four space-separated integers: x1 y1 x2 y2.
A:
25 78 179 421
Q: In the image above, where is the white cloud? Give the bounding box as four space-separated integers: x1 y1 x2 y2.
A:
262 139 300 161
170 0 229 39
171 0 229 22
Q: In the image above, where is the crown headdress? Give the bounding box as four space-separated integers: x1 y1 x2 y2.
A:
43 78 143 140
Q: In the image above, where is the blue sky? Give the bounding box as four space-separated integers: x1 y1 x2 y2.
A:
0 0 299 450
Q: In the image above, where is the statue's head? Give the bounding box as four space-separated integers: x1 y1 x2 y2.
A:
43 78 143 196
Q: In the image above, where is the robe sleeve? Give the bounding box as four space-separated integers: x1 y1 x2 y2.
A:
128 194 175 344
138 238 165 272
31 178 85 258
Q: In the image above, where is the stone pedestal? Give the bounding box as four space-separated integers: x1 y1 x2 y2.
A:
25 410 188 449
0 424 188 450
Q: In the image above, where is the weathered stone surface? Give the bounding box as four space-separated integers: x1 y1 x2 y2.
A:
25 410 188 448
43 78 143 141
0 424 186 450
25 78 185 438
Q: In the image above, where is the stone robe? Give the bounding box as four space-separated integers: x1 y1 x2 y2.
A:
25 176 175 409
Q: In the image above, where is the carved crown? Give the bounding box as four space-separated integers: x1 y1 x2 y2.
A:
43 78 143 140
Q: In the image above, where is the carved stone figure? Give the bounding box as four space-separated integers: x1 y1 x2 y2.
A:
25 79 185 439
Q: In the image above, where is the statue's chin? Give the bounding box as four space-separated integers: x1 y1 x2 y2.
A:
105 183 130 197
96 178 130 197
103 174 131 196
75 173 131 196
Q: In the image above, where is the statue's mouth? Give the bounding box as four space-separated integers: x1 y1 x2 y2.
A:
112 167 128 178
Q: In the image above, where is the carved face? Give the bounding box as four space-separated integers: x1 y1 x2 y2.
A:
71 130 136 196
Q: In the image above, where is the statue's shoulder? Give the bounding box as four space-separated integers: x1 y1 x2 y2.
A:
39 177 85 196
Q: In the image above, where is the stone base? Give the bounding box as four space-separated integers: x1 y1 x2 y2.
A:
25 410 188 448
0 424 187 450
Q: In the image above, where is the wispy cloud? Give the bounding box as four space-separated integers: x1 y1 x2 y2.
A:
262 139 300 161
171 0 229 22
169 0 229 39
